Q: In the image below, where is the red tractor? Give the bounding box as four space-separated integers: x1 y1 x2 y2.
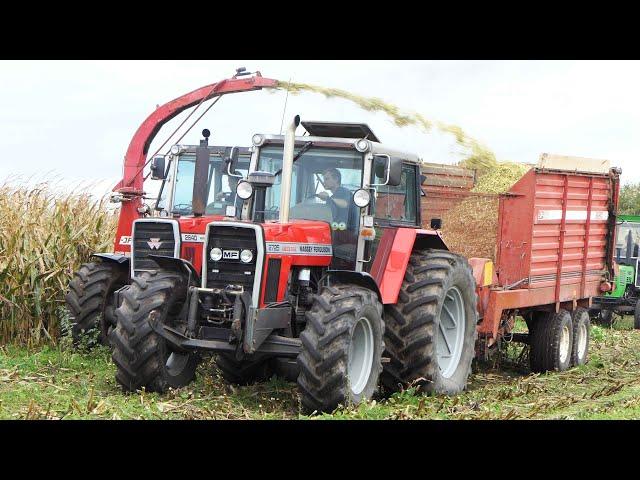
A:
110 112 480 413
64 70 274 345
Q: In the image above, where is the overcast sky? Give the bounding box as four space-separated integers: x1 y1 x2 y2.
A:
1 60 638 197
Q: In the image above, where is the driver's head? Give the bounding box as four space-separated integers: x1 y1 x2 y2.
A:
322 168 341 191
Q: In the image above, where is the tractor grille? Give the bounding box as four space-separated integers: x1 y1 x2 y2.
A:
131 220 179 276
205 224 259 293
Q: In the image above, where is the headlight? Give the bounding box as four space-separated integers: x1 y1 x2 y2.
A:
170 144 181 155
236 181 254 200
252 134 265 146
210 247 223 262
240 249 253 263
355 139 370 152
353 189 371 208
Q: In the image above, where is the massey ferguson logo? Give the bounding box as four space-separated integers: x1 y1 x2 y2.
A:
147 238 163 250
223 250 240 260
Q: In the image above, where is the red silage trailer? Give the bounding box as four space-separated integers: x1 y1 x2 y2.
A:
438 155 620 369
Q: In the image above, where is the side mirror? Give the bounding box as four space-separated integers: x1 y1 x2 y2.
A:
150 156 166 180
225 147 240 176
373 154 403 187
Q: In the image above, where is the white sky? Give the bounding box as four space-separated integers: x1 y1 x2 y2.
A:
1 60 638 198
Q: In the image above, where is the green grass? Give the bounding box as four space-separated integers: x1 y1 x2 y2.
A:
2 318 639 420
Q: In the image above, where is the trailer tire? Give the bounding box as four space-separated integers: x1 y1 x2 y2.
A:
110 271 199 393
64 261 127 347
297 285 384 414
381 249 478 396
634 301 640 330
215 354 274 385
529 309 573 373
570 308 590 366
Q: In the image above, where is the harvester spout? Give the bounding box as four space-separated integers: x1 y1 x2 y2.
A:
280 115 300 224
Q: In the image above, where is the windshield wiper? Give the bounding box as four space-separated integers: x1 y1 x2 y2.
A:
273 142 313 177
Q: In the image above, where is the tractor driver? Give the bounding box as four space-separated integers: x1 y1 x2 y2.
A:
316 167 357 231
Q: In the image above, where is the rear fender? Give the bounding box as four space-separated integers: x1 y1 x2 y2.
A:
325 270 382 303
374 228 449 305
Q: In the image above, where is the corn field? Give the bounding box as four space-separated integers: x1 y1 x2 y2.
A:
0 182 117 345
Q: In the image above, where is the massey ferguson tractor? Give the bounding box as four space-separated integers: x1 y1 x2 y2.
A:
110 114 479 413
64 69 273 344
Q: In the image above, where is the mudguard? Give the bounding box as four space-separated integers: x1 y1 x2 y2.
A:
147 254 201 285
326 270 382 302
373 228 449 305
91 253 130 265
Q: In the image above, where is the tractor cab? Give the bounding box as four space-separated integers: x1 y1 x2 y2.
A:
151 135 252 218
615 215 640 267
234 119 428 271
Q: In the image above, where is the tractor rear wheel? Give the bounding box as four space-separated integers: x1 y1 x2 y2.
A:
634 301 640 330
570 308 590 367
215 354 274 385
297 284 384 414
110 271 199 393
64 261 127 346
529 309 573 372
381 249 478 395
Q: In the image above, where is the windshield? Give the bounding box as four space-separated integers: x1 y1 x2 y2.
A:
257 145 363 227
617 222 640 258
172 153 250 215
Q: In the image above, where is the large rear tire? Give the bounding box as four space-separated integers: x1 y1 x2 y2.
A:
381 249 478 395
215 354 274 385
529 309 573 372
110 271 199 393
297 285 384 414
64 261 127 346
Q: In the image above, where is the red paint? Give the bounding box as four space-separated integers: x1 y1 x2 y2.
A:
259 220 333 306
111 74 278 253
378 228 417 304
370 228 397 285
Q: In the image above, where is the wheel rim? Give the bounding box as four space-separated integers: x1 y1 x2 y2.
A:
166 352 190 377
559 324 571 364
348 316 374 396
436 286 466 379
577 322 588 359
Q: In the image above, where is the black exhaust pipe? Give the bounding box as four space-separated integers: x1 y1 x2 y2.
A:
192 129 210 217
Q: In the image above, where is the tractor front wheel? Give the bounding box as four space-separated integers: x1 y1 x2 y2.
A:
297 285 384 414
215 354 275 385
64 261 127 346
381 249 478 395
110 271 199 393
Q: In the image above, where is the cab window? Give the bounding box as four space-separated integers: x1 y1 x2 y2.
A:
372 163 418 224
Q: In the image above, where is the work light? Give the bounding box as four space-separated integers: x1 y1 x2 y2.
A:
236 181 254 200
353 189 371 208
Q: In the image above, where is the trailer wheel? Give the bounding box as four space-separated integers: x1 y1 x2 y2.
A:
634 301 640 330
215 354 274 385
381 249 478 395
570 308 590 366
64 261 127 346
297 285 384 414
110 271 199 393
529 309 573 372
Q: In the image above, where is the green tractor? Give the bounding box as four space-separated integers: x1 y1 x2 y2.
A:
591 214 640 328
